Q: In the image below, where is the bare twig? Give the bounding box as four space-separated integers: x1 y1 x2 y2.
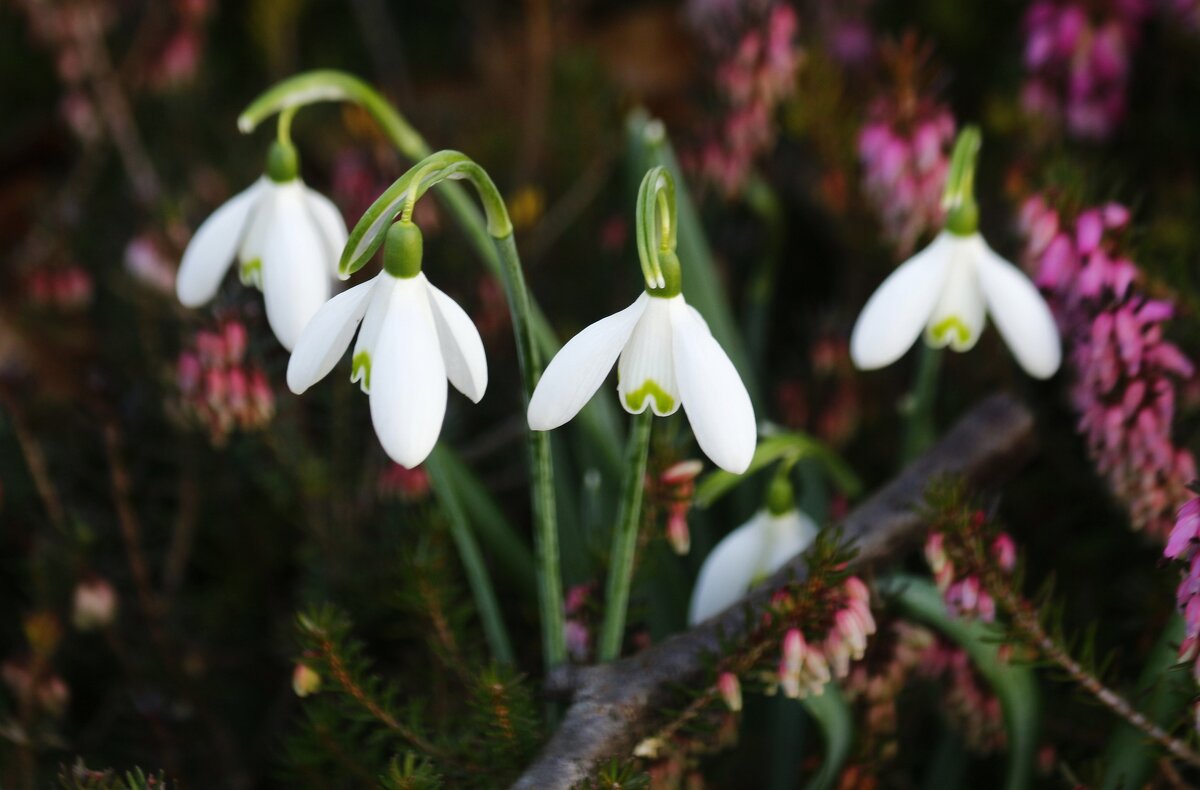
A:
513 394 1037 789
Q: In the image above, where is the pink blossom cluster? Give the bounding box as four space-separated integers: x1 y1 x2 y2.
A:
925 530 1017 622
1164 492 1200 670
175 320 274 444
563 582 598 662
694 3 802 196
776 576 875 698
24 264 93 311
1020 196 1197 538
1021 1 1148 140
145 0 213 93
647 460 704 556
858 103 956 256
377 464 430 502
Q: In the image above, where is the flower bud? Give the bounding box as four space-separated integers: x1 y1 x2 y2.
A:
72 577 118 631
293 662 322 697
717 672 742 712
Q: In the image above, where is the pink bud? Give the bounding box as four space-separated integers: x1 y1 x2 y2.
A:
991 534 1017 572
717 672 742 712
666 508 691 555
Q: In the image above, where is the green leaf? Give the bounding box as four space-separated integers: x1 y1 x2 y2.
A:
802 684 854 790
695 433 862 509
1100 614 1190 790
879 575 1039 790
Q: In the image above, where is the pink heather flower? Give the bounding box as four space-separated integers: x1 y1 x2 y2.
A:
1020 196 1196 539
991 534 1017 573
1020 1 1147 140
666 506 692 555
692 2 802 196
1167 492 1200 667
717 672 743 712
564 582 597 662
174 321 275 444
858 101 956 256
292 663 322 697
124 234 177 295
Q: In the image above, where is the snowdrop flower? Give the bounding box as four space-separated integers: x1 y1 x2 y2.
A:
851 126 1061 379
688 506 818 625
850 230 1061 378
176 141 347 351
527 284 756 473
286 220 487 468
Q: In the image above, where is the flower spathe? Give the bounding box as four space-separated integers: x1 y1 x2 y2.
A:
286 270 487 468
176 176 347 351
850 230 1062 379
527 292 756 473
688 508 819 625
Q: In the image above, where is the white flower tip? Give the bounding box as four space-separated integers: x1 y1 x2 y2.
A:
285 362 310 396
526 402 558 432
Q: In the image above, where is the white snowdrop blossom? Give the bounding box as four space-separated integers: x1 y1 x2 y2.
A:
176 175 347 351
850 231 1061 379
527 292 757 474
688 508 819 625
286 266 487 469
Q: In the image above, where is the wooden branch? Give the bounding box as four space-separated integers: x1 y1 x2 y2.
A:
513 394 1037 789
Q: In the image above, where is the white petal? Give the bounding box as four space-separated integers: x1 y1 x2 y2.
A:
303 187 350 280
689 512 770 625
176 179 265 307
527 294 648 431
425 279 488 403
617 296 680 416
671 298 756 474
688 509 819 625
755 510 819 578
977 244 1062 379
260 182 334 351
369 278 448 468
850 234 952 369
351 274 398 392
286 277 376 394
924 235 987 353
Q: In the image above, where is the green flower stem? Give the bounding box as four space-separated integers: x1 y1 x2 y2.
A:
425 445 514 666
495 232 566 669
900 343 942 464
598 410 654 662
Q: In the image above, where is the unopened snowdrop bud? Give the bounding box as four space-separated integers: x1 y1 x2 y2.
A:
717 672 743 712
176 140 347 351
287 219 488 468
72 577 118 631
851 127 1061 379
688 503 819 624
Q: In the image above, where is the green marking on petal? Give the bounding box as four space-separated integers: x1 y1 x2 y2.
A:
351 351 372 392
238 258 263 289
930 316 971 345
624 379 675 414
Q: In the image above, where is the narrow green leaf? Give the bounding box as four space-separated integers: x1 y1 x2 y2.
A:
879 575 1039 790
1100 614 1189 790
802 684 854 790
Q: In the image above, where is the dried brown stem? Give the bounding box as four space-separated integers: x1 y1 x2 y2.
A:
513 394 1037 789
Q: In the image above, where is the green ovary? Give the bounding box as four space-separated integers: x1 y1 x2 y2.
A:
352 351 371 391
624 379 675 414
238 258 263 289
929 316 971 345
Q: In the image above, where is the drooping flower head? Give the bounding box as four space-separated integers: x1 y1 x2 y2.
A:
851 127 1062 379
288 218 487 469
176 137 347 351
527 167 757 473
